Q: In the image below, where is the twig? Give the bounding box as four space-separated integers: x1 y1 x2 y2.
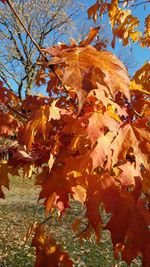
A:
6 0 47 62
5 103 27 119
41 215 52 225
73 222 90 239
119 0 150 8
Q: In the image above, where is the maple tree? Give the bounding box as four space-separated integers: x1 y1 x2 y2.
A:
0 0 150 266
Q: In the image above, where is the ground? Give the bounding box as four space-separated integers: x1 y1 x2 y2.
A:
0 175 142 267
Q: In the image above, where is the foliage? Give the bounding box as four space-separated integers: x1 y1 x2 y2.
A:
0 0 150 266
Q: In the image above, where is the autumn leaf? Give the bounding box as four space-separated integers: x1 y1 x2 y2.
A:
140 14 150 47
32 224 73 267
108 0 140 47
0 81 20 108
90 131 115 170
1 1 150 265
87 0 99 22
108 123 150 170
36 165 77 213
117 161 141 187
45 45 130 109
20 102 60 150
22 95 52 112
0 163 18 198
133 62 150 92
86 109 120 144
0 113 21 137
105 183 150 265
80 27 100 46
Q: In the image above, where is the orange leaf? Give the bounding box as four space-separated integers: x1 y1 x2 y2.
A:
45 45 130 109
0 113 21 137
80 27 100 46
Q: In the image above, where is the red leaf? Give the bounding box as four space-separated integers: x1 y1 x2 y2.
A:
0 113 21 137
32 224 73 267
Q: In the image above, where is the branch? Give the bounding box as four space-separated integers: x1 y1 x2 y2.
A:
6 0 48 62
0 75 12 91
6 0 76 108
5 103 27 119
73 222 90 239
0 61 20 85
118 0 150 7
41 215 52 225
7 28 25 64
18 74 27 100
42 11 77 38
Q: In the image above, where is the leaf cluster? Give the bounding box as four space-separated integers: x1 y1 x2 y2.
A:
0 1 150 266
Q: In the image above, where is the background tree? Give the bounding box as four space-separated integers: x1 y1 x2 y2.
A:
0 0 82 99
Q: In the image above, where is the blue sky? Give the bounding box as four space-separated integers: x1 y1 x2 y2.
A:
80 0 150 75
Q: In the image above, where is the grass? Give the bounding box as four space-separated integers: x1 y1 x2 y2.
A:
0 175 142 267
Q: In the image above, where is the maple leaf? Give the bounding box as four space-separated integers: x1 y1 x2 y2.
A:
0 113 21 137
105 183 150 265
108 123 150 170
36 165 77 213
85 173 118 240
130 80 150 96
87 0 99 22
0 163 18 198
90 131 115 170
140 14 150 47
32 224 73 267
20 102 60 150
90 83 128 118
133 62 150 92
0 82 19 108
117 161 141 187
22 95 51 113
36 155 92 214
86 109 120 144
108 0 140 47
80 27 100 46
85 174 104 240
45 45 130 109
